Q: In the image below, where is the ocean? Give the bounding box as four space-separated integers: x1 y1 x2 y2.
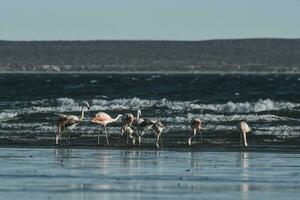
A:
1 73 300 146
1 72 300 199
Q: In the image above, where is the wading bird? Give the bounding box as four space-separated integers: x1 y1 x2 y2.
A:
238 121 251 147
91 112 122 144
121 113 135 135
152 120 164 148
188 118 204 146
134 110 164 148
121 113 136 144
56 102 90 145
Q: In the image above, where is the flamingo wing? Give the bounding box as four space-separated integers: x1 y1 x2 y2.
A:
122 113 134 124
57 114 80 129
139 118 156 127
92 112 112 124
57 114 69 126
65 115 81 126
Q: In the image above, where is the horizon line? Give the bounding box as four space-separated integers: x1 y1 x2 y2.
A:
1 37 300 43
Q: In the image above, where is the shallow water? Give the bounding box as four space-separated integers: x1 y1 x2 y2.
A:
1 73 300 145
0 148 299 200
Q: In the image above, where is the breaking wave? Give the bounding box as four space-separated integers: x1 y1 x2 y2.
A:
0 112 18 122
1 97 300 116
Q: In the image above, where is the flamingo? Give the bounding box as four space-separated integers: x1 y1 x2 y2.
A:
134 110 164 148
121 113 135 135
238 121 251 147
91 112 122 144
56 102 90 145
121 113 136 144
134 110 153 135
133 110 152 143
188 118 204 146
152 120 164 148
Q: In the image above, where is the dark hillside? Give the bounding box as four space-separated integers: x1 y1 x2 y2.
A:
0 39 300 72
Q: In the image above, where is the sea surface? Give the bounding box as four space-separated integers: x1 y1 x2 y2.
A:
1 73 300 146
1 73 300 199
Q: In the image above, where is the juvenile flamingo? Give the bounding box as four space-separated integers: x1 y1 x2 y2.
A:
188 118 204 146
121 113 135 135
134 110 164 148
134 110 153 136
152 120 164 148
56 102 90 145
91 112 122 144
121 113 136 144
238 121 251 147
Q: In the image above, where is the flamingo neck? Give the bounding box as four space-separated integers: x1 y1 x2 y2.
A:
113 115 122 122
80 106 85 120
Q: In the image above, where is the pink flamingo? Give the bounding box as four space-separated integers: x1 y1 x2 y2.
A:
91 112 122 144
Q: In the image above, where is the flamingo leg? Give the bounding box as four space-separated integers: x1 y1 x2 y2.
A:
56 125 62 145
63 129 68 142
155 132 162 148
67 129 71 143
121 126 124 136
240 131 243 147
56 134 61 145
126 131 129 144
105 126 109 145
160 135 163 147
200 131 203 145
128 132 135 145
98 127 101 145
188 128 196 146
243 131 248 147
138 130 145 146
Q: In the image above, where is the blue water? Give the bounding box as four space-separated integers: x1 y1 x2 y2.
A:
1 73 300 145
0 148 299 200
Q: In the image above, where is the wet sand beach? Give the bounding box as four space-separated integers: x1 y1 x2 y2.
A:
0 147 300 200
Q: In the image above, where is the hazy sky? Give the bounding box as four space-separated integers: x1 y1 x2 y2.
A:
1 0 300 41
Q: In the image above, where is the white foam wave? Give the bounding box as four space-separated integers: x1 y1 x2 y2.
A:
91 98 300 113
0 112 18 122
1 98 300 119
210 99 299 113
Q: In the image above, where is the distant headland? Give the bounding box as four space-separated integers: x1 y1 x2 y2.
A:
0 38 300 73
